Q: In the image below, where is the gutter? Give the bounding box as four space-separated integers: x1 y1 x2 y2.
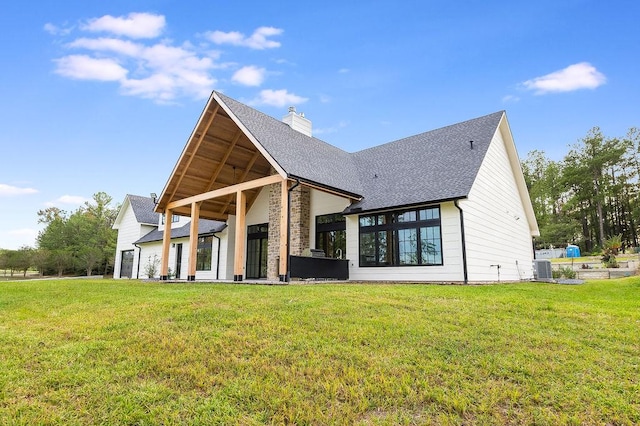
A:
282 179 300 282
212 233 221 280
133 243 142 279
453 200 469 284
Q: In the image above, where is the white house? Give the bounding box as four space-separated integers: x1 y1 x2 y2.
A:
115 91 539 283
113 194 227 279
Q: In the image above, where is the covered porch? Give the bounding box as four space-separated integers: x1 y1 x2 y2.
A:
153 92 358 282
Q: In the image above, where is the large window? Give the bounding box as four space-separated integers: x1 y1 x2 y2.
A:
196 236 213 271
359 206 442 267
316 213 346 258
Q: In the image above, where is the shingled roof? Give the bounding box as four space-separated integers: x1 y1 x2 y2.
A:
127 195 160 225
216 92 363 197
135 218 227 244
216 92 506 213
345 111 505 213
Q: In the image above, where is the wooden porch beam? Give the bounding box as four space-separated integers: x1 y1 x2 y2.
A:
203 130 241 193
167 104 219 202
218 150 262 215
160 209 172 280
233 191 246 281
167 174 284 210
187 202 200 281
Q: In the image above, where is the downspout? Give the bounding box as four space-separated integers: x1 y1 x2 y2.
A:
133 243 142 279
212 233 221 280
283 179 300 282
454 200 469 284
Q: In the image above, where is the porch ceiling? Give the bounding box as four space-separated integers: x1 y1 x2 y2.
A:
156 98 275 220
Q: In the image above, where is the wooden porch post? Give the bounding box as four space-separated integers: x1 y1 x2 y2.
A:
233 190 246 281
279 179 289 281
160 209 172 280
187 202 200 281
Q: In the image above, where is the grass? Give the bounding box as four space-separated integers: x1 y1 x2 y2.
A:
0 278 638 425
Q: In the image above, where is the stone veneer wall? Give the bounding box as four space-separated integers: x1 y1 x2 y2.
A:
266 182 311 280
267 183 281 280
290 185 310 256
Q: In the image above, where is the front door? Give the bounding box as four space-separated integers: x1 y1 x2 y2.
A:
120 250 134 278
246 223 268 279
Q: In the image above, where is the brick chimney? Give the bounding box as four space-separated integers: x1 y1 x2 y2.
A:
282 106 312 137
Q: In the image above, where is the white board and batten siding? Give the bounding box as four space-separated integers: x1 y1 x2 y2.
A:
113 201 155 279
347 202 464 282
461 121 535 282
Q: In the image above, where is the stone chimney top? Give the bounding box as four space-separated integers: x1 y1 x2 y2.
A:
282 106 312 137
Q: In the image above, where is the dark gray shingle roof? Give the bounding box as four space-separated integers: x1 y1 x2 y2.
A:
128 195 160 224
216 92 363 196
135 219 227 244
216 92 506 214
345 111 505 213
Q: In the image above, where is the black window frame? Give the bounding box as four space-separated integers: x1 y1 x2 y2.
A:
161 213 179 225
196 235 213 271
358 206 443 267
315 213 346 258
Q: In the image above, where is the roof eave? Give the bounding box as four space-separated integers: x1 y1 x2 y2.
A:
343 196 468 215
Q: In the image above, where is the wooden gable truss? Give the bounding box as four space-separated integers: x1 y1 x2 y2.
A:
155 93 290 281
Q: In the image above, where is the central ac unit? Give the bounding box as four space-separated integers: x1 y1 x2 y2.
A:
533 259 553 281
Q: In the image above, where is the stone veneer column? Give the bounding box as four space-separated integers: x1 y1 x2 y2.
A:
267 183 282 280
266 182 311 280
289 185 310 256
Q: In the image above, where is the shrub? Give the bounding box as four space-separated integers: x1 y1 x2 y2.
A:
143 254 160 279
553 266 577 279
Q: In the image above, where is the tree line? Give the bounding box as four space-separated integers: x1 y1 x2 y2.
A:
0 192 119 278
522 126 640 254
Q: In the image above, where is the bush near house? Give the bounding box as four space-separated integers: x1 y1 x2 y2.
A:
0 279 638 424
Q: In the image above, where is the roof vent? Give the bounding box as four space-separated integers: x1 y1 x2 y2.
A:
283 106 312 137
470 140 474 149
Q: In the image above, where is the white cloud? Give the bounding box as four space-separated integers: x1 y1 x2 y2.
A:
48 14 289 102
207 26 283 49
55 40 216 102
338 68 350 74
81 12 165 39
54 55 128 81
314 120 349 135
44 195 90 209
522 62 606 94
232 65 266 86
44 22 72 36
249 89 308 107
68 37 143 56
55 195 90 205
502 95 520 103
0 184 38 196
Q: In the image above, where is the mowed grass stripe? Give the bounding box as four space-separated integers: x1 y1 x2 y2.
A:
0 278 638 424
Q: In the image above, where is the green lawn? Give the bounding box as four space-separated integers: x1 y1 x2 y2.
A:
1 278 638 425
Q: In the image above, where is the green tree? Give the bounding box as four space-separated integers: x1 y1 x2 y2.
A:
36 193 118 277
37 207 74 276
14 246 33 277
563 128 626 250
522 150 578 248
31 248 50 277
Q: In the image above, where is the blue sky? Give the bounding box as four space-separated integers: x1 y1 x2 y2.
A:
1 1 638 249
